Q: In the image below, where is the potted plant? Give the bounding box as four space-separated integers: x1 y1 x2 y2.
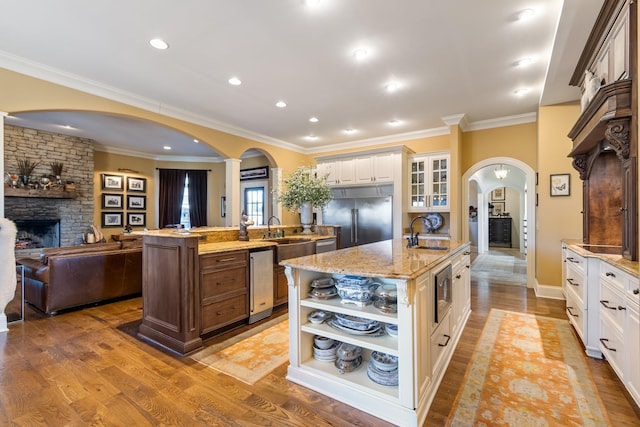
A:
278 166 332 234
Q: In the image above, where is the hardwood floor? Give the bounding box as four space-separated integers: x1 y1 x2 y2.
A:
2 268 639 425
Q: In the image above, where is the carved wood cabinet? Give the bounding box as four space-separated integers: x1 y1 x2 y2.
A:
567 0 637 261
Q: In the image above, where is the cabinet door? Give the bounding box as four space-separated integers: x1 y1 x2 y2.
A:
373 152 395 182
273 265 288 306
355 156 374 184
626 302 640 406
336 159 356 185
409 157 427 208
430 156 449 210
318 161 339 185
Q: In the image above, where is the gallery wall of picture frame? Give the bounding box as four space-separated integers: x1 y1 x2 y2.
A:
101 173 147 228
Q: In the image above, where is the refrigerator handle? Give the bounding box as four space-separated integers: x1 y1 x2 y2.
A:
353 208 359 243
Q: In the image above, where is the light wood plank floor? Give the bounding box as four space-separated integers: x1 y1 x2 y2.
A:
2 259 639 426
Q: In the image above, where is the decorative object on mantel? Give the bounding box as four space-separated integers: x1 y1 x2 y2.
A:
50 162 64 185
16 158 40 188
277 166 332 234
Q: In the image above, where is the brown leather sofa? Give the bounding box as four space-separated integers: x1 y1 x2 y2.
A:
18 241 142 315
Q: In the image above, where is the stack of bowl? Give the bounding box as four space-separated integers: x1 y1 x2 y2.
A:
367 351 399 386
313 336 338 362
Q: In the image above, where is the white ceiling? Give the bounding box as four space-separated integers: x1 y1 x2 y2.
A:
0 0 603 160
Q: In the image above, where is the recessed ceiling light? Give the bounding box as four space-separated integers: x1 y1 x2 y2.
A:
353 48 368 60
388 119 402 126
344 128 356 134
58 124 75 130
385 81 400 92
228 77 242 86
514 58 532 68
514 88 530 96
309 117 319 123
163 146 172 150
306 135 318 140
149 38 169 50
516 9 534 21
304 0 321 7
276 101 287 108
193 139 199 143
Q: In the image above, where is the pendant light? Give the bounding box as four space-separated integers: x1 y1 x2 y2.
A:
494 164 509 180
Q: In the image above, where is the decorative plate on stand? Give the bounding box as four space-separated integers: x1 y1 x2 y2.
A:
423 213 443 233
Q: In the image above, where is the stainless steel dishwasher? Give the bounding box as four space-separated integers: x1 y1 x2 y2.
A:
315 237 337 253
248 248 274 323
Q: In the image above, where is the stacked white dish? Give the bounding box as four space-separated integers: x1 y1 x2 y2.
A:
308 309 332 324
384 323 398 336
309 277 337 300
313 335 338 362
367 351 399 386
329 313 383 336
334 276 379 306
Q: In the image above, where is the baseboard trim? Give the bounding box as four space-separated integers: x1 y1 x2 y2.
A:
533 280 565 300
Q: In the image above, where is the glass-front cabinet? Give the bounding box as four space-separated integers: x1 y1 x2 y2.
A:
409 152 449 212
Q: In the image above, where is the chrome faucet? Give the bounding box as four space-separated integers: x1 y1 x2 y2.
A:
267 215 281 238
407 215 428 248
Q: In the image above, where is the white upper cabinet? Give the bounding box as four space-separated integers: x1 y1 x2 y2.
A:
317 149 400 187
408 152 449 212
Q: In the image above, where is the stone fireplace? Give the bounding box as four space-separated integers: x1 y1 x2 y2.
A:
4 125 95 252
15 219 61 250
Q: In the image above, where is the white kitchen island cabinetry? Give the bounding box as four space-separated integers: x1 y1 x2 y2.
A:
282 239 471 427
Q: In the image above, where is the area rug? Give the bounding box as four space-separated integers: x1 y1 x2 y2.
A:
447 309 610 426
191 316 289 385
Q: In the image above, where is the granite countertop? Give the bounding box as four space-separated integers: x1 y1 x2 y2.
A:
280 239 469 280
563 239 639 278
197 235 335 255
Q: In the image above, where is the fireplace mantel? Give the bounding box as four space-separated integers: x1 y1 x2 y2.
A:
4 187 77 199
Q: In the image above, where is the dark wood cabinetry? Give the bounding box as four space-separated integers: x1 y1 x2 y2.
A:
489 217 512 247
273 265 288 307
567 0 637 261
200 250 249 334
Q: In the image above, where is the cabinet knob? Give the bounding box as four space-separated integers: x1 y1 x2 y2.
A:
619 207 626 212
634 289 639 295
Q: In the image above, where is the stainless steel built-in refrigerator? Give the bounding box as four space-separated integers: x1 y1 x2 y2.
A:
323 185 393 248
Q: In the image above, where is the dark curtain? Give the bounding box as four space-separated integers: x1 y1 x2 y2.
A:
159 169 187 228
187 170 208 227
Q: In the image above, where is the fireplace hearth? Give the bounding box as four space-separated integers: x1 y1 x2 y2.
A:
14 219 61 250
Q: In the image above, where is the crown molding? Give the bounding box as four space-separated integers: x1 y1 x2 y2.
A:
465 112 537 132
93 143 223 163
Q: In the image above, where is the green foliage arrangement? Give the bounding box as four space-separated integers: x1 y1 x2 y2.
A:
278 166 333 211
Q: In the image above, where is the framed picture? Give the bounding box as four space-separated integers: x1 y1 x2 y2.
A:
221 196 226 217
550 173 570 196
102 212 123 228
493 202 505 216
127 177 146 192
127 195 146 210
240 166 269 181
102 193 123 209
101 174 124 191
127 212 146 227
491 187 505 201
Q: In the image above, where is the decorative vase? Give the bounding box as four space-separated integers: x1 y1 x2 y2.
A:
19 175 29 188
300 202 314 234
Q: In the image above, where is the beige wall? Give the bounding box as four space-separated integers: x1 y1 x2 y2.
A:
537 103 583 286
461 122 537 172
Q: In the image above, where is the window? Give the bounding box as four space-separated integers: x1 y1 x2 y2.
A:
244 187 265 225
180 175 190 229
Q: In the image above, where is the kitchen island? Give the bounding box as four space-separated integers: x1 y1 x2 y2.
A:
281 239 471 427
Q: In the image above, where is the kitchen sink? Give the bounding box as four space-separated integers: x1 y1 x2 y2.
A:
268 238 316 262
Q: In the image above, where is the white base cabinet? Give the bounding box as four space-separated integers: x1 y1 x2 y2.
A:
562 242 640 408
284 249 471 426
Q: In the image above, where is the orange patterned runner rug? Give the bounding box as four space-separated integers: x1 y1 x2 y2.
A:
447 309 610 426
191 316 289 385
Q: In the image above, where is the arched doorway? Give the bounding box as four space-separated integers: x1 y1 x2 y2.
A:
462 157 536 288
